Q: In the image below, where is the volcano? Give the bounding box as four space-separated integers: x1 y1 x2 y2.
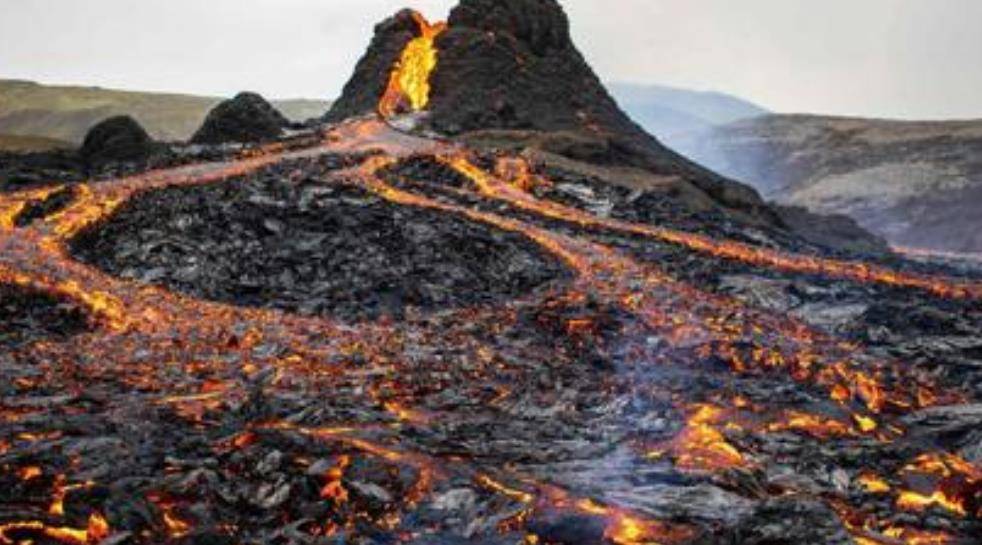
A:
1 1 981 545
327 0 636 136
325 0 798 225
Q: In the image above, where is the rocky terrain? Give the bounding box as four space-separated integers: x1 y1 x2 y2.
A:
0 1 980 545
672 115 982 254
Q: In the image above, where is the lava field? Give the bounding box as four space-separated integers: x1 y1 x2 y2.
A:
2 0 982 544
1 117 980 545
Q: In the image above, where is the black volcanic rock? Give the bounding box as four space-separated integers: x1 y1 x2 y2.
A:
71 155 570 321
80 115 155 166
430 0 632 137
774 205 891 255
0 149 86 191
0 283 88 349
191 92 289 145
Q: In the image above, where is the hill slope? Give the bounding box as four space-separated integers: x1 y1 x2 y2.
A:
0 79 331 144
0 133 72 153
673 115 982 253
609 82 769 139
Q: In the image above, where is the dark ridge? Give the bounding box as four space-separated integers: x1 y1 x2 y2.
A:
80 115 156 166
774 205 891 256
191 92 290 145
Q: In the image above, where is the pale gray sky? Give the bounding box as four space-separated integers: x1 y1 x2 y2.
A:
2 0 980 119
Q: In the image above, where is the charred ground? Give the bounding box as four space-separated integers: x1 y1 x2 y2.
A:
70 155 570 322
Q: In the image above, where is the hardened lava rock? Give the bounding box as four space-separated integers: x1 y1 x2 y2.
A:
0 283 89 349
70 155 570 321
191 92 291 145
80 115 158 167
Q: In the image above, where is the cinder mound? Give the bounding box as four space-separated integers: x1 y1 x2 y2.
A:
429 0 639 137
191 92 289 145
80 115 156 166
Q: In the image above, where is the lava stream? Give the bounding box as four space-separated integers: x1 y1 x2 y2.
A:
445 155 982 300
378 11 447 118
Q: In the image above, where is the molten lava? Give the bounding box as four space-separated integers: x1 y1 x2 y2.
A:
895 453 981 518
0 513 109 545
378 11 447 118
647 404 748 472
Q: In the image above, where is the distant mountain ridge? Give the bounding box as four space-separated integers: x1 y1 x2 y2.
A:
0 79 331 146
609 82 769 140
672 114 982 253
0 133 72 153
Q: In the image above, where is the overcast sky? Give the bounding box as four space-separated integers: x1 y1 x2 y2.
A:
2 0 980 119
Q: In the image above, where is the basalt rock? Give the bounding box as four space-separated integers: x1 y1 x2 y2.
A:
191 92 289 145
70 154 570 322
430 0 638 139
80 115 156 167
0 149 86 191
0 283 88 349
774 205 891 255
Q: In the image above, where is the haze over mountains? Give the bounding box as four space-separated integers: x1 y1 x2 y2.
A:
676 115 982 254
608 82 769 140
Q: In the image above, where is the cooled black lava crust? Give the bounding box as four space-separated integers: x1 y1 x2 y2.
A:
70 156 570 321
0 283 89 348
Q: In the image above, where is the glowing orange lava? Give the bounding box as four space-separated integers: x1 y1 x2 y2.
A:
895 453 980 518
446 154 982 301
0 513 109 545
378 11 447 117
647 404 748 472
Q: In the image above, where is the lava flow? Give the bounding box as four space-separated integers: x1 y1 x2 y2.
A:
378 11 447 118
0 116 980 545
